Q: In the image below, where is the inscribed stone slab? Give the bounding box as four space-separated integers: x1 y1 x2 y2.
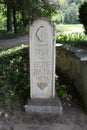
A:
30 18 56 98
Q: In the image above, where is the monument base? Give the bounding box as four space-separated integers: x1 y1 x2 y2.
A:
24 96 62 115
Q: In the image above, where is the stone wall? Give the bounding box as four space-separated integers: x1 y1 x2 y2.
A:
56 44 87 110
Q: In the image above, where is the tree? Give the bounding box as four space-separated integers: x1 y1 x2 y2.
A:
17 0 58 27
0 3 6 29
0 0 58 33
64 3 79 24
52 0 86 24
0 0 16 32
5 0 12 32
0 0 12 31
79 1 87 34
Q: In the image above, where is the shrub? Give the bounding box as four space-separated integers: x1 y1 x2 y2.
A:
55 80 68 100
56 32 87 47
79 2 87 34
0 45 29 111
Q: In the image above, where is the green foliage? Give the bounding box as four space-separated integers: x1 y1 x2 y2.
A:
79 2 87 34
64 3 79 24
68 0 85 5
52 0 85 24
0 27 28 39
56 32 87 47
55 77 81 104
52 11 64 24
0 0 57 33
0 45 29 111
0 4 6 29
55 79 68 99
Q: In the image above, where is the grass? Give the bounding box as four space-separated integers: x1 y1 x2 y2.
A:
56 32 87 47
56 24 87 48
56 24 84 33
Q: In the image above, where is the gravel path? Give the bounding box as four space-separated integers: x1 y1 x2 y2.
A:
0 35 29 49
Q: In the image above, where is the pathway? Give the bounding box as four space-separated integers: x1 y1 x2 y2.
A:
0 35 29 49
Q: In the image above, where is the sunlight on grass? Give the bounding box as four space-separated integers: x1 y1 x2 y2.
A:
56 24 84 33
56 32 87 47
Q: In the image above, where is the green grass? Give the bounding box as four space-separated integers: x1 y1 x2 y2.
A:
56 24 84 33
56 32 87 47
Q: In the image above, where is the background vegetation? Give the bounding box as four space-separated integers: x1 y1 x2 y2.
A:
52 0 85 24
0 0 86 34
56 32 87 47
0 45 29 110
0 0 57 33
0 45 77 112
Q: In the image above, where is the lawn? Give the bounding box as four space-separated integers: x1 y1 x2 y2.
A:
56 24 87 47
56 24 84 33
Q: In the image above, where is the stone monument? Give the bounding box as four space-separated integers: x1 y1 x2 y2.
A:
25 18 62 114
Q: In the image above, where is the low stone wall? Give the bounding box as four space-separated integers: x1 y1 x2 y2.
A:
56 44 87 110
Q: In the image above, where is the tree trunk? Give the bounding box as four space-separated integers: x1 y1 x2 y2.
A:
7 4 12 32
13 9 17 33
22 10 27 27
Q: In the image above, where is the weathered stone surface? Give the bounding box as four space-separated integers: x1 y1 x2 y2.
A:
30 18 56 99
25 96 62 115
56 44 87 111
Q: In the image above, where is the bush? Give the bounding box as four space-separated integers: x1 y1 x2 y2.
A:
55 79 68 100
0 45 29 111
52 11 64 24
79 2 87 34
56 32 87 47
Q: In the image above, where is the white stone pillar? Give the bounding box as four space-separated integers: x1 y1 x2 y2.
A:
30 18 56 99
25 18 62 115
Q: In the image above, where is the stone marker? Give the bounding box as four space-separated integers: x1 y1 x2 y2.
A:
30 18 55 98
25 18 62 115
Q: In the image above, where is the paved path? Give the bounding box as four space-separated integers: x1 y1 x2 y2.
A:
0 35 29 49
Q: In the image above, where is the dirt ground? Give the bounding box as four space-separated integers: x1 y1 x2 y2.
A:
0 35 87 130
0 101 87 130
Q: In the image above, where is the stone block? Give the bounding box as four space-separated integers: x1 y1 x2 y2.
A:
25 96 62 115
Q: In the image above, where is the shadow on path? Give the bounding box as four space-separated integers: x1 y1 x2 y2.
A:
0 35 29 49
